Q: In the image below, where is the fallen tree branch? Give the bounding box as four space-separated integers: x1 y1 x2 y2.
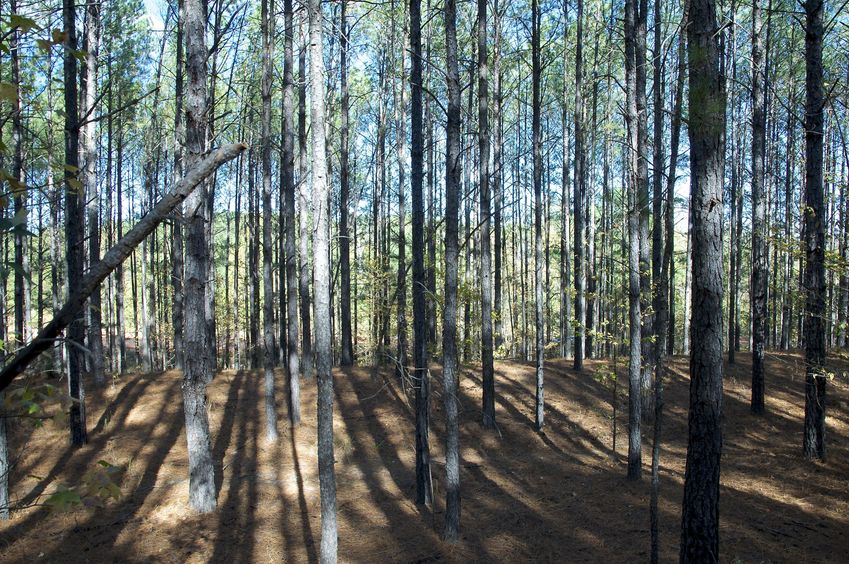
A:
0 142 248 393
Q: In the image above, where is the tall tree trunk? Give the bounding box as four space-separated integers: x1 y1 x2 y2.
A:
83 0 104 385
493 1 504 350
750 0 768 414
283 0 301 425
307 0 338 559
573 0 585 370
395 8 409 382
11 0 26 353
625 0 642 480
649 0 666 558
532 0 544 430
679 0 725 555
182 0 216 513
63 0 87 447
172 0 185 371
261 0 279 442
298 11 314 379
479 0 495 429
802 0 826 461
443 0 462 541
339 0 353 367
410 0 433 506
666 6 686 356
637 0 652 418
560 2 572 360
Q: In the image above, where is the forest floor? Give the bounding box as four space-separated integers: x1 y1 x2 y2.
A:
1 350 848 563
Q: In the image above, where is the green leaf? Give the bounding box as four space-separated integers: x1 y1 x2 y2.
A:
45 487 82 512
0 82 17 102
10 14 39 33
66 177 83 192
36 39 52 52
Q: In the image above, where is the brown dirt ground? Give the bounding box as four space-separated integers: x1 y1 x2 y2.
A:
1 350 848 563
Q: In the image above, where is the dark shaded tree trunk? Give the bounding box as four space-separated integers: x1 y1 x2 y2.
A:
339 0 354 367
679 0 725 555
443 0 462 541
573 0 585 370
750 0 767 414
625 0 642 481
479 0 495 430
532 0 544 430
282 0 300 425
63 0 87 447
802 0 826 462
172 0 185 371
410 0 432 507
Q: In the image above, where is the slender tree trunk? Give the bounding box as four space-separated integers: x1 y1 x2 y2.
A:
479 0 495 429
395 9 409 382
410 0 432 506
573 0 585 370
339 0 353 367
625 0 643 480
82 0 104 385
11 0 25 353
680 0 725 555
560 3 572 360
261 0 278 442
802 0 826 462
172 0 185 371
443 0 462 541
283 0 301 425
750 0 768 414
531 0 544 430
493 1 504 350
307 0 337 559
63 0 87 447
298 11 314 380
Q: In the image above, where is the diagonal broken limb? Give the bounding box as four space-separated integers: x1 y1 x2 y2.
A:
0 142 247 393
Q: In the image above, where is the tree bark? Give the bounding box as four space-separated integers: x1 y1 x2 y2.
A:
182 0 217 513
306 0 338 559
443 0 462 541
625 0 643 481
532 0 544 430
573 0 585 370
680 0 725 555
750 0 768 414
479 0 495 429
339 0 354 367
802 0 826 462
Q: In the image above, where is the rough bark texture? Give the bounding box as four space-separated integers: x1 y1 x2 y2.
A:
307 0 338 560
410 0 432 507
750 0 768 415
573 0 585 370
182 0 217 513
63 0 87 447
261 0 278 442
83 0 104 386
532 0 544 431
625 0 642 481
479 0 495 430
282 0 300 426
443 0 462 541
679 0 725 556
339 0 354 367
298 12 314 381
802 0 826 462
172 0 185 371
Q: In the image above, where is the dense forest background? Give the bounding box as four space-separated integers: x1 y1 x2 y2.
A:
0 0 847 561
